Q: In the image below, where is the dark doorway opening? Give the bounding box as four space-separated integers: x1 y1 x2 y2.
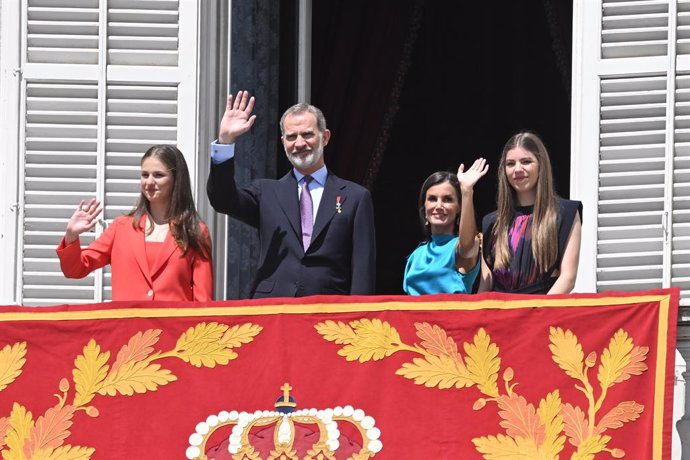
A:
309 0 573 294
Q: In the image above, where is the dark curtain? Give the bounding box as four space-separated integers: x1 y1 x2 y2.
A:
310 0 573 294
310 1 421 185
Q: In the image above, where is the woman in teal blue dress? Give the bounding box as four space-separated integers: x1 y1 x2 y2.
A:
403 159 489 295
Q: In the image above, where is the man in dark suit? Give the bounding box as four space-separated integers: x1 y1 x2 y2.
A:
207 91 376 298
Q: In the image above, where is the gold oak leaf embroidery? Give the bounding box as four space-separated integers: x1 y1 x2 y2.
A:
472 432 540 458
98 329 175 396
172 322 262 367
396 323 475 389
483 395 538 454
73 340 110 407
314 320 359 345
98 361 176 397
337 319 403 363
0 322 261 459
31 445 95 459
397 353 475 389
464 328 500 397
549 327 585 381
474 390 566 458
111 329 161 372
23 404 75 458
0 343 26 393
595 401 644 436
220 323 264 348
536 390 565 458
415 323 461 361
316 320 500 393
396 326 500 393
550 327 647 459
317 320 650 459
598 329 649 389
496 393 545 447
0 419 7 451
571 434 611 460
562 403 589 447
2 403 34 460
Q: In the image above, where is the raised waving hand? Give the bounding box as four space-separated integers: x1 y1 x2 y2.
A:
218 90 257 144
457 157 489 192
65 198 102 244
455 157 489 270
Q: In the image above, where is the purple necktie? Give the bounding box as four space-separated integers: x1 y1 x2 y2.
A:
300 175 314 249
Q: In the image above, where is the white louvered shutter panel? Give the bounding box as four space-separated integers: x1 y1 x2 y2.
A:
23 83 100 303
574 0 690 303
596 0 671 294
597 76 667 291
19 0 196 306
672 1 690 298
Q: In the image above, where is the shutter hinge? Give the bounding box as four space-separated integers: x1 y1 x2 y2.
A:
662 211 669 244
12 67 22 77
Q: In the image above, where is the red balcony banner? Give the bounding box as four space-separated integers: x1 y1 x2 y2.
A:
0 289 679 459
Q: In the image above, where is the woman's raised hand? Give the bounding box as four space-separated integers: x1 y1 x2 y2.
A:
457 157 489 192
65 199 102 244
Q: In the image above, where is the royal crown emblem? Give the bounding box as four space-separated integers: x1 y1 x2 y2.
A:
186 383 383 460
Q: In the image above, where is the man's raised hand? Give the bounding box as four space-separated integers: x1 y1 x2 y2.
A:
218 90 257 144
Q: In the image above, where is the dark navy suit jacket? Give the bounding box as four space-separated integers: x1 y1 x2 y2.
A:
207 159 376 298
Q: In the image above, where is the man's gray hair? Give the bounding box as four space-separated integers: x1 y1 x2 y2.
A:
280 104 328 134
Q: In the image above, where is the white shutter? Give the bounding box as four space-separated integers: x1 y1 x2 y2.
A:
572 0 690 303
672 74 690 292
23 82 100 304
15 0 197 306
594 0 671 295
597 75 667 291
674 0 690 294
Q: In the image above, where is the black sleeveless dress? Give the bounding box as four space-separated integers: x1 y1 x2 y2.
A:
481 199 582 294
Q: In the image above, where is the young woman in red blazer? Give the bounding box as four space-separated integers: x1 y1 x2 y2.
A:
56 145 213 301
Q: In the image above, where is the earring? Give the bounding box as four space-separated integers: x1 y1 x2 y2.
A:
424 219 430 226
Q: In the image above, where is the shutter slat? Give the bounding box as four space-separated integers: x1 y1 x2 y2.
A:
599 198 665 213
600 157 665 172
109 0 178 9
601 102 666 118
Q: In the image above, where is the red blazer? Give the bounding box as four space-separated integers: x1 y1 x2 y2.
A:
56 216 213 301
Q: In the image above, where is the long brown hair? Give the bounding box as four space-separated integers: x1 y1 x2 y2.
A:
493 132 558 272
130 144 211 258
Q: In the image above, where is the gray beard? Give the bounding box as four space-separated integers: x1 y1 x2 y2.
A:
287 149 322 170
